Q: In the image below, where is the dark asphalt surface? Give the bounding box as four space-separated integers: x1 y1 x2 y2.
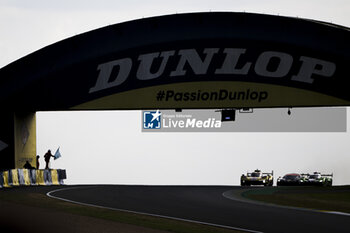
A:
48 185 350 233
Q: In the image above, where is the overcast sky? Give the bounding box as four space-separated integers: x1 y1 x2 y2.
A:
1 0 349 185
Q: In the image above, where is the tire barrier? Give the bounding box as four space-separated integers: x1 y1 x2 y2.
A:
10 169 19 186
57 170 67 185
0 169 66 188
2 171 10 188
29 169 36 185
0 172 3 188
36 170 45 186
51 169 59 185
43 169 52 185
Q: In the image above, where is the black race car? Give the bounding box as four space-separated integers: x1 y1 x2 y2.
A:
277 173 307 186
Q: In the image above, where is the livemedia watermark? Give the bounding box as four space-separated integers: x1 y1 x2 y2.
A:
142 108 347 132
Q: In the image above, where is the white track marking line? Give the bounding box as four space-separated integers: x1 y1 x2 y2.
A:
47 186 264 233
222 189 350 217
321 211 350 217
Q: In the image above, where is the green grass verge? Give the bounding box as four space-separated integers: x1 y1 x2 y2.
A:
243 186 350 213
0 187 244 233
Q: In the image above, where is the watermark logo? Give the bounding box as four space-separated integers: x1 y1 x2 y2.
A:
142 108 346 132
142 110 222 132
143 110 162 129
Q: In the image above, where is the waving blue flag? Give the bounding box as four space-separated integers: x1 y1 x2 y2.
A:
54 147 61 160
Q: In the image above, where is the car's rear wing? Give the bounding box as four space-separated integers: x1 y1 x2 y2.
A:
300 173 333 177
321 173 333 177
246 170 273 176
262 170 274 176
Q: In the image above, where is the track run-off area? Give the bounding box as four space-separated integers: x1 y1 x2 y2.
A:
47 185 349 233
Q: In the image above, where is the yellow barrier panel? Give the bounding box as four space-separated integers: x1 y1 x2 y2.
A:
11 169 19 186
3 171 10 188
22 169 31 186
36 170 45 186
51 170 59 185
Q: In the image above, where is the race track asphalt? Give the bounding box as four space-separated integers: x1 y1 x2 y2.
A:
47 185 350 233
